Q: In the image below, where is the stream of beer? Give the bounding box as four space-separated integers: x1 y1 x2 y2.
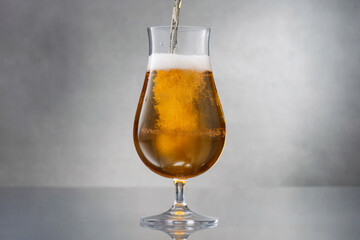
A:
169 0 182 53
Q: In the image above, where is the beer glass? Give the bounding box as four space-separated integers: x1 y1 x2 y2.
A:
134 26 226 227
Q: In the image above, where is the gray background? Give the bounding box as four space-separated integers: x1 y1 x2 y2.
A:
0 0 360 187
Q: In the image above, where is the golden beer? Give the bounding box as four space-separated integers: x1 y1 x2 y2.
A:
134 58 226 179
137 27 224 226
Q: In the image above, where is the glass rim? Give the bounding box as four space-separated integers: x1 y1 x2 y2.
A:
147 26 210 32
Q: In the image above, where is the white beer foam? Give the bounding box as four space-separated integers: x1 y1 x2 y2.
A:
147 53 211 71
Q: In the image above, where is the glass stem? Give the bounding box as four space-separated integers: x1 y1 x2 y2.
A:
173 179 187 208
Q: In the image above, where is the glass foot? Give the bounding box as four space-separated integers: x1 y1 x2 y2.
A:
140 206 218 229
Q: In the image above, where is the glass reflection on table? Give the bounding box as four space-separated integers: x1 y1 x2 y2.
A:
141 219 217 240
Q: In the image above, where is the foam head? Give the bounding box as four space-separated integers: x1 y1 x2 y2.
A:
147 53 211 71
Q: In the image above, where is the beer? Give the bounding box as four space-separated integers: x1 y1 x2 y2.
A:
134 53 226 179
169 0 182 53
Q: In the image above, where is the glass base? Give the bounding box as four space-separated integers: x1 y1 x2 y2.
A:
140 206 218 229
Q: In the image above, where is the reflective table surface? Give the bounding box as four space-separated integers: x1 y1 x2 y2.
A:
1 187 359 239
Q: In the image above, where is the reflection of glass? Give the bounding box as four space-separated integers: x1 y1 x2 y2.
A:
141 218 217 240
134 26 226 227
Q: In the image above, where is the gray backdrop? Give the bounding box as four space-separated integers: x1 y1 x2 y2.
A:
1 0 360 187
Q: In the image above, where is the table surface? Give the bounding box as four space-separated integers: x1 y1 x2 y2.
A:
1 187 359 240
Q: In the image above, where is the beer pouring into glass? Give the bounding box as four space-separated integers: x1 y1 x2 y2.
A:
133 25 226 227
133 0 225 228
